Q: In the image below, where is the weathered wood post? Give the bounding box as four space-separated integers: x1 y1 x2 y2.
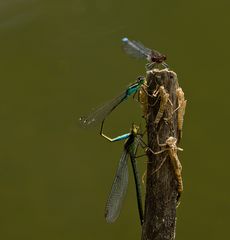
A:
141 68 186 240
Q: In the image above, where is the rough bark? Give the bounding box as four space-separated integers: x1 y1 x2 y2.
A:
141 69 180 240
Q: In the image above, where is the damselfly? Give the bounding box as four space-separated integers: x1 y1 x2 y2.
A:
100 121 146 225
79 77 145 127
122 37 168 69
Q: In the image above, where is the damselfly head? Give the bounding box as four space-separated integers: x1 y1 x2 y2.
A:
131 123 139 135
137 76 145 85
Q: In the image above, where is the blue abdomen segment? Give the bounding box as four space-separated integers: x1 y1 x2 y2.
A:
112 133 131 142
126 84 140 97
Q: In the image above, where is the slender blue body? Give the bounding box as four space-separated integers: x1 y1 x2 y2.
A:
111 133 131 142
79 77 145 127
126 82 142 97
100 121 144 225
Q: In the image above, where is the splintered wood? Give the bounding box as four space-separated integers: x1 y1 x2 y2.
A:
141 68 186 240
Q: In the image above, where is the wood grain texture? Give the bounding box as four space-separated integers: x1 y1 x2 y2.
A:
141 69 180 240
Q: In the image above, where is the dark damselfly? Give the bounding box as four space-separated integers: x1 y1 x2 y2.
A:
100 121 147 225
122 37 168 69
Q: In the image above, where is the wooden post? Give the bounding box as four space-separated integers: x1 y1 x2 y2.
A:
141 68 184 240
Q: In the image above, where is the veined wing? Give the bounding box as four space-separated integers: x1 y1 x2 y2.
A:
79 90 127 127
122 37 168 68
105 149 129 223
129 138 144 225
122 37 152 60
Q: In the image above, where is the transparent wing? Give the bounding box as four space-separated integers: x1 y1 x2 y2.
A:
133 136 140 155
105 149 129 223
132 40 152 57
79 91 127 127
122 38 152 60
129 138 144 224
130 41 164 60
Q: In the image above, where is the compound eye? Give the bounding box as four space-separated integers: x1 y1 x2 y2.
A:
137 76 145 82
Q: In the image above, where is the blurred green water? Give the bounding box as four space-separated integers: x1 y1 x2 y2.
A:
0 0 229 239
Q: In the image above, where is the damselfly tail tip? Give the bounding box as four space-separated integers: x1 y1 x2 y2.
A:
122 37 129 43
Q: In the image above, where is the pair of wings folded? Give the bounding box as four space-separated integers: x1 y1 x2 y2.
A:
105 138 140 223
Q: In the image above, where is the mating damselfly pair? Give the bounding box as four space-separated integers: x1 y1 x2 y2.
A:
79 37 168 225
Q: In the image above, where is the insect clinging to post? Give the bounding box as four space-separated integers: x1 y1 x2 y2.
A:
149 136 183 202
154 86 172 125
175 87 187 140
138 80 148 119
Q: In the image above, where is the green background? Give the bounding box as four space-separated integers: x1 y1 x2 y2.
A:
0 0 229 239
